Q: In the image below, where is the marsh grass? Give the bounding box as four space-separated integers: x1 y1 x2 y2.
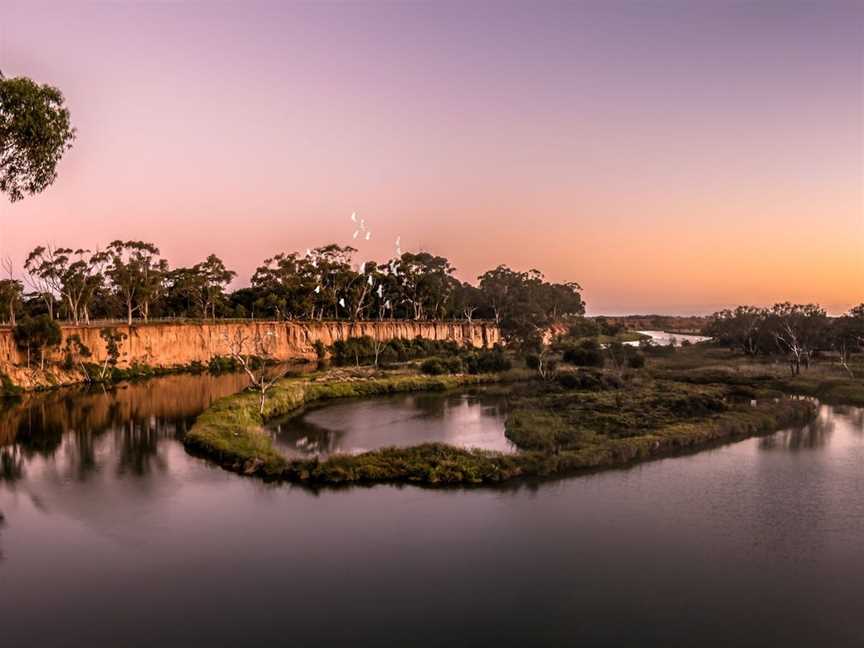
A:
184 363 818 485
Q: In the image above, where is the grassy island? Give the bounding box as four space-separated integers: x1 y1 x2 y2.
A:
184 354 821 485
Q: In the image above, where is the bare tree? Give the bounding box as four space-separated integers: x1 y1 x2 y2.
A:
372 337 387 367
222 328 289 415
535 347 556 381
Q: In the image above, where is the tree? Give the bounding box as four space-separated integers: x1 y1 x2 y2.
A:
0 257 21 325
706 306 767 355
833 304 864 377
478 266 583 348
24 245 106 324
0 73 76 202
12 315 61 369
104 241 168 324
98 328 127 380
767 303 828 375
395 252 457 320
193 255 236 319
450 282 486 323
222 328 290 414
165 255 236 319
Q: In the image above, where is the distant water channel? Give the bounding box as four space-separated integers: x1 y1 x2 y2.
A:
634 329 711 346
3 373 864 646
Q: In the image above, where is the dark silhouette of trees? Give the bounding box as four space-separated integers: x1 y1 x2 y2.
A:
4 239 588 336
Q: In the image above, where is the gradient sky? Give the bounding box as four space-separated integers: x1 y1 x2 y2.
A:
1 0 861 315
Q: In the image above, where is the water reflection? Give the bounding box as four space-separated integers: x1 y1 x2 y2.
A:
269 387 514 456
2 374 864 646
633 330 711 346
759 407 836 450
0 372 249 485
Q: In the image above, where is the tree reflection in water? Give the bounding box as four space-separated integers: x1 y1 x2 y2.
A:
759 406 837 450
0 372 249 483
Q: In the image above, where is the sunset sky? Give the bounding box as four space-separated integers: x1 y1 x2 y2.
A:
1 0 861 315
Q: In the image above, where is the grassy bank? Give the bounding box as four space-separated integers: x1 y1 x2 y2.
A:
184 370 527 478
646 345 864 406
184 367 818 485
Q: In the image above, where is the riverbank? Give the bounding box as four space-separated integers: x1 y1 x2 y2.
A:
184 368 530 477
184 363 817 485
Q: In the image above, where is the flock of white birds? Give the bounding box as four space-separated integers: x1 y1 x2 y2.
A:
305 212 412 314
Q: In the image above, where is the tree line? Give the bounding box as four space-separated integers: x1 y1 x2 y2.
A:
0 240 585 340
706 303 864 375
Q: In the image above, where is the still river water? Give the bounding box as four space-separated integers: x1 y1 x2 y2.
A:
1 370 864 646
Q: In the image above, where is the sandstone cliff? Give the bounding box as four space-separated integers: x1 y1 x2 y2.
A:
0 320 501 391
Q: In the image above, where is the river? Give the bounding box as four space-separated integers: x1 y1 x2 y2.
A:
1 373 863 646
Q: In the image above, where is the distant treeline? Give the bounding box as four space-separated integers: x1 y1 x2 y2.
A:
0 240 584 344
706 303 864 374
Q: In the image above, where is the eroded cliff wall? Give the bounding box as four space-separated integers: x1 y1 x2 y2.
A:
0 320 501 390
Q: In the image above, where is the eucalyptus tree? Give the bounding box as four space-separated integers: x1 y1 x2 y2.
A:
832 304 864 376
395 252 457 320
0 278 22 325
475 266 585 347
104 241 168 325
767 303 828 374
23 245 62 320
0 72 76 202
706 306 768 355
191 255 236 319
251 252 316 320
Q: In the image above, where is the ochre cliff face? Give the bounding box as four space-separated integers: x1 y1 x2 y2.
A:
0 320 501 389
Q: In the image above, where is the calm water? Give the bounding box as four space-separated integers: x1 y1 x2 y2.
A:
635 329 711 346
268 388 514 456
2 375 864 647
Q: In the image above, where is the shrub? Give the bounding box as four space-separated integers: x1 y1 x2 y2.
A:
567 317 600 338
312 340 327 360
557 372 582 389
443 356 464 374
420 358 447 375
626 352 646 369
461 350 509 374
562 339 605 367
209 355 238 373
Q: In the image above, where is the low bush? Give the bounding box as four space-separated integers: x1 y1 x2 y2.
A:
421 358 447 375
562 339 605 367
462 349 511 374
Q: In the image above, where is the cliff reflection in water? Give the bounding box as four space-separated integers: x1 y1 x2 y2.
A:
0 372 250 484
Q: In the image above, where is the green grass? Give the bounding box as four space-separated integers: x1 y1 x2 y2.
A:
184 370 530 477
646 345 864 406
184 366 818 486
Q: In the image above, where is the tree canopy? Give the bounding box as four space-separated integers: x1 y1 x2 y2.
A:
0 73 75 202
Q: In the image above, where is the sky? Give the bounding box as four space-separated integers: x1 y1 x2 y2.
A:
0 0 861 315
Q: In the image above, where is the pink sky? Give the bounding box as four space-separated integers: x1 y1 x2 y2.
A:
1 1 861 314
